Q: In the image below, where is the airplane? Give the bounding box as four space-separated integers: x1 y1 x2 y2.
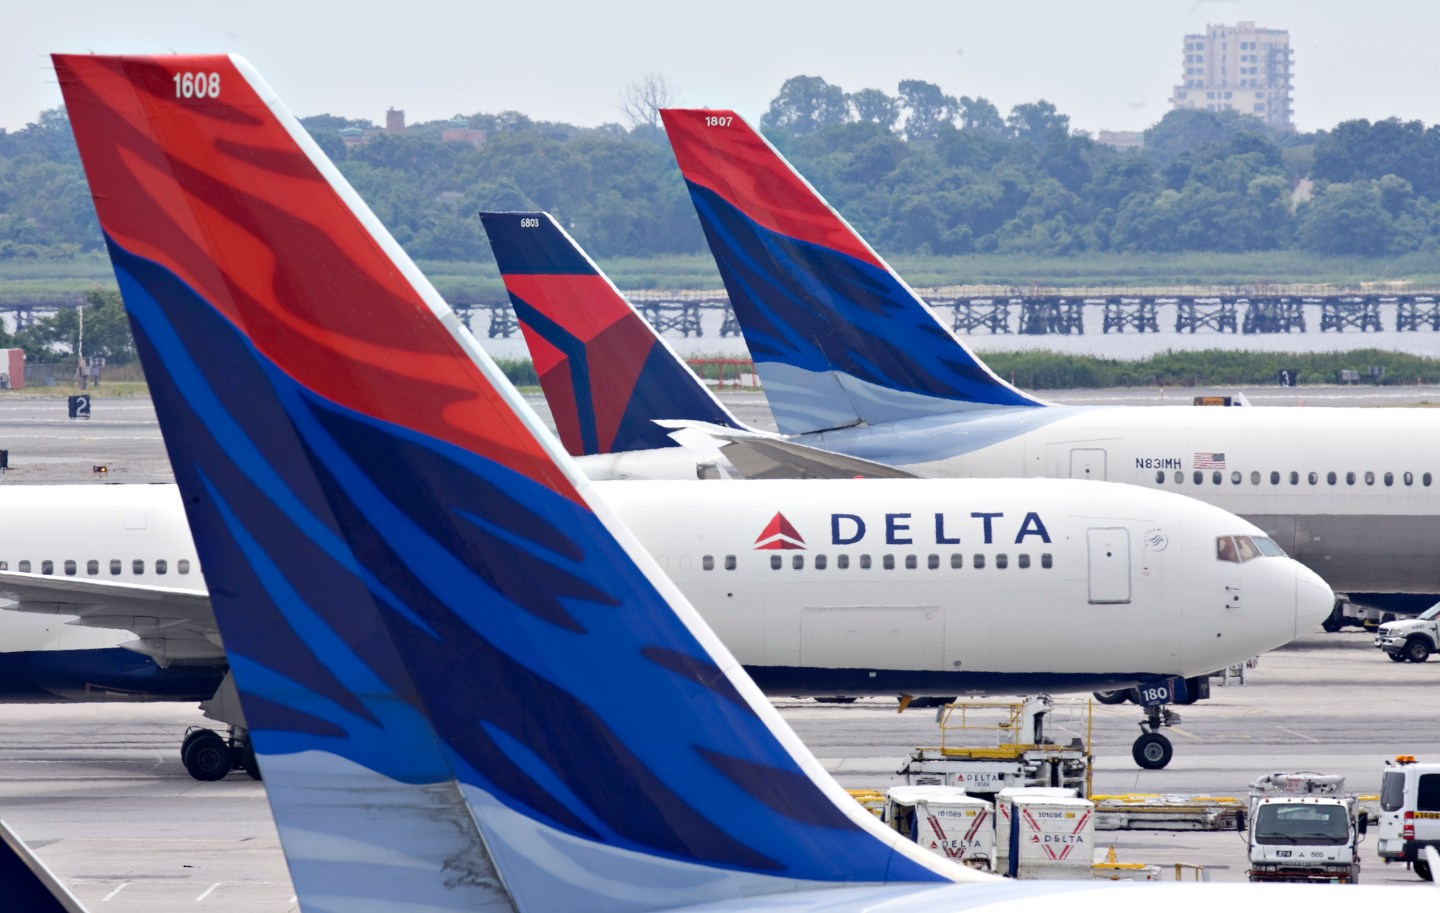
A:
0 406 1333 778
656 108 1440 617
44 50 1420 912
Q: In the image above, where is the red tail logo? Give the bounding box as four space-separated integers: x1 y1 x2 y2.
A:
754 512 806 550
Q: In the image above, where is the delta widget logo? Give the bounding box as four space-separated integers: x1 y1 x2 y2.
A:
754 512 806 550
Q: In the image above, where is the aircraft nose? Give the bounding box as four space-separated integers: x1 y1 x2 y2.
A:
1294 563 1335 635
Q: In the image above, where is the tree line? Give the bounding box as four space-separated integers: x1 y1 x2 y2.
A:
5 75 1440 267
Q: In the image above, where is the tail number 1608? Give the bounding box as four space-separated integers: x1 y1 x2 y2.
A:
174 72 221 99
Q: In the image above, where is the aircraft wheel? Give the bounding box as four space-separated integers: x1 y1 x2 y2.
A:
1092 690 1130 705
1132 732 1173 770
1415 859 1432 881
182 729 232 781
179 727 209 760
242 743 263 781
1404 639 1432 663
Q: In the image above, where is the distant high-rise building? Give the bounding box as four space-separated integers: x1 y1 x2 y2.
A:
385 107 406 134
1171 22 1293 130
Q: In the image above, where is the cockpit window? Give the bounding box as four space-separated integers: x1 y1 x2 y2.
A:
1252 536 1287 558
1234 536 1261 561
1218 535 1284 563
1217 537 1238 563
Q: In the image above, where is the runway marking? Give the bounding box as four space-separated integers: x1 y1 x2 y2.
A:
1276 725 1319 743
102 882 130 900
1166 727 1201 741
195 881 224 901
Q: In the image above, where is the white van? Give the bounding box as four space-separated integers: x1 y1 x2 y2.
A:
1376 756 1440 881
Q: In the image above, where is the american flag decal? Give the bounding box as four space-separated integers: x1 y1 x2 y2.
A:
1194 452 1226 469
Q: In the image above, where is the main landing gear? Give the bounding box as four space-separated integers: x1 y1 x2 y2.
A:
181 725 261 781
1132 704 1181 770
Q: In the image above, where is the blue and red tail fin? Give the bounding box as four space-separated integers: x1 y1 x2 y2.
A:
58 54 961 913
661 109 1044 435
481 211 744 456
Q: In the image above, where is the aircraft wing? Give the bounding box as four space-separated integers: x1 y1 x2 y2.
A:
0 572 222 664
717 436 918 480
659 421 917 479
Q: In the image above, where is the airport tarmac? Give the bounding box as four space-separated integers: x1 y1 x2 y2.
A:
0 389 1434 906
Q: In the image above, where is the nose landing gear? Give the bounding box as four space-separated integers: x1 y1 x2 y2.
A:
1132 705 1181 770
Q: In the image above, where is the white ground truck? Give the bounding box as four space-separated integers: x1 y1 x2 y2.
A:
1238 772 1366 884
1374 603 1440 663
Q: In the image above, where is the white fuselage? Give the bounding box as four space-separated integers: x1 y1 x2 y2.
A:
0 480 1331 695
808 404 1437 598
581 404 1437 598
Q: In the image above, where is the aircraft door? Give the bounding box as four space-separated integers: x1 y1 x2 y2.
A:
1069 448 1107 481
1087 527 1131 604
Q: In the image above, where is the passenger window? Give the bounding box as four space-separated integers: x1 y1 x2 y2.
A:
1365 471 1375 486
1193 470 1203 485
1384 472 1394 487
1270 471 1280 485
1155 470 1164 484
1404 472 1414 487
792 555 804 570
1307 472 1317 485
770 555 782 570
1250 471 1260 485
903 555 916 570
156 559 168 575
1425 472 1433 487
1217 537 1238 563
87 559 99 575
883 555 895 570
1289 471 1299 485
815 554 827 570
702 555 714 571
1173 471 1183 484
178 558 192 574
1231 471 1241 485
1235 536 1261 561
927 554 939 570
950 554 963 569
859 555 871 569
973 554 986 569
110 559 121 575
41 560 53 575
1346 471 1356 485
996 554 1009 569
1212 470 1222 485
17 560 29 573
1041 553 1053 569
133 559 145 574
64 560 76 576
836 554 849 569
1326 471 1336 485
1018 554 1031 568
0 561 6 571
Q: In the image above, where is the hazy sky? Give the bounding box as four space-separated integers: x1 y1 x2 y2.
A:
8 1 1440 135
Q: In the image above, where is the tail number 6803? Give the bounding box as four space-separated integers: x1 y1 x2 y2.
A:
174 72 221 99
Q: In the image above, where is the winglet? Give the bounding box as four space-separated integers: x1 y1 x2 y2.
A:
60 54 964 913
661 109 1044 434
481 211 746 456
